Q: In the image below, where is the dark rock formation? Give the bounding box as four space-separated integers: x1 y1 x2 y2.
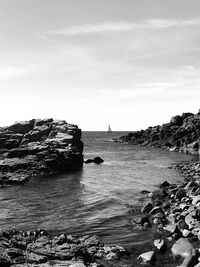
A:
0 230 128 266
84 157 104 164
113 110 200 155
0 119 84 185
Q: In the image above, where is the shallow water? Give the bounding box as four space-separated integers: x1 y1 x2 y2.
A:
0 132 192 250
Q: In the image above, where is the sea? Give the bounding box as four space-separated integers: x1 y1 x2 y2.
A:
0 132 193 253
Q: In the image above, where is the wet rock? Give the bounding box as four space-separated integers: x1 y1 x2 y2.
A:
178 255 196 267
140 216 151 227
185 214 196 228
93 157 104 164
164 223 177 234
138 251 156 264
84 157 104 164
182 229 191 237
26 252 47 263
140 190 151 194
84 159 93 164
0 230 127 266
192 195 200 206
105 252 118 260
141 202 153 214
171 238 195 258
149 206 163 215
159 181 170 188
177 219 188 231
175 189 186 200
81 235 102 247
154 239 166 253
153 217 162 225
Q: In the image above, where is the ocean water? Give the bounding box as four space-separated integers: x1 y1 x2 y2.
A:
0 132 192 250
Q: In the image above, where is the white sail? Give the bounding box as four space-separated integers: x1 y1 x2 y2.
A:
108 124 112 133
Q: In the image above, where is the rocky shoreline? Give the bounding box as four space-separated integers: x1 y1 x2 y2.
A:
127 160 200 266
2 160 200 267
112 110 200 156
111 109 200 265
2 115 200 266
0 119 83 186
0 229 129 267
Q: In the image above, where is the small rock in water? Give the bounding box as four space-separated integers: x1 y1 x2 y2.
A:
154 239 166 253
84 157 104 164
140 190 151 194
93 157 104 164
159 181 170 188
138 251 156 264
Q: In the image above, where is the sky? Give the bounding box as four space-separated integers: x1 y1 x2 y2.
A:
0 0 200 130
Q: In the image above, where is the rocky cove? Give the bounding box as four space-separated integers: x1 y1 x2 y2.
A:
1 114 200 266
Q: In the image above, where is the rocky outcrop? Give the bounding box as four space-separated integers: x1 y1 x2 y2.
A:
0 229 128 266
0 119 83 185
113 110 200 155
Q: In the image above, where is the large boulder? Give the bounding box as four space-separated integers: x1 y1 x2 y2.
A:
171 238 195 258
0 119 84 185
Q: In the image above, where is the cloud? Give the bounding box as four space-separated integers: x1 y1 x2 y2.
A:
0 65 37 81
46 18 200 36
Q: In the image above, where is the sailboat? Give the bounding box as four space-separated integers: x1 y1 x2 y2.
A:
108 124 112 133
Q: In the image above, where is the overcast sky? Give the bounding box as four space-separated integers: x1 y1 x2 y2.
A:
0 0 200 130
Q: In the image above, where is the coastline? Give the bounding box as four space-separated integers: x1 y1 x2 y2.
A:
0 229 132 267
1 157 199 266
127 160 200 266
1 120 200 266
112 111 200 157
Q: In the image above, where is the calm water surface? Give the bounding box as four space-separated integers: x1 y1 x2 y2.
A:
0 132 192 250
